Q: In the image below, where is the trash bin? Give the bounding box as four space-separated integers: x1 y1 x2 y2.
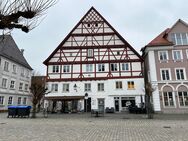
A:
17 106 31 118
7 106 18 118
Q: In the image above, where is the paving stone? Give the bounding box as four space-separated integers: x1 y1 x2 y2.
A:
0 113 188 141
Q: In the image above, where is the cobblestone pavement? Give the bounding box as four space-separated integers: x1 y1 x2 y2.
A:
0 113 188 141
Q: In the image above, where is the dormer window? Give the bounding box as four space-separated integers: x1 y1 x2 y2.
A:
171 33 188 45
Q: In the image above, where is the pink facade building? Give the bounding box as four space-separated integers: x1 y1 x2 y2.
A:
142 19 188 113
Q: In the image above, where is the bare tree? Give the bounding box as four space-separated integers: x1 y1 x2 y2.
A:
0 0 57 33
30 74 47 118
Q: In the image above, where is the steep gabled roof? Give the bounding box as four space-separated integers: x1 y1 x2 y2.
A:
145 28 173 47
144 19 188 48
0 35 32 70
43 7 143 65
166 19 188 34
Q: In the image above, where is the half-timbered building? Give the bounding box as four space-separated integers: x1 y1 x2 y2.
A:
43 7 144 113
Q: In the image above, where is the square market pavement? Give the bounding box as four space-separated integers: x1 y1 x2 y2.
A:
0 113 188 141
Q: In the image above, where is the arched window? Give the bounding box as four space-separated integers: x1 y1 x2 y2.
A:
177 85 188 107
162 86 174 107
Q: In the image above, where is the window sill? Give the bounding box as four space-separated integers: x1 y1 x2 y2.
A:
159 60 168 63
85 90 91 92
163 106 175 108
127 88 135 90
10 88 15 90
173 59 183 62
176 79 186 81
179 106 188 108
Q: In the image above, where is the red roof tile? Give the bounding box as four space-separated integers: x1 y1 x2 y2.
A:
145 28 173 47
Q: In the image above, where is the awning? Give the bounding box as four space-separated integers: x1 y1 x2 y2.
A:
44 96 85 101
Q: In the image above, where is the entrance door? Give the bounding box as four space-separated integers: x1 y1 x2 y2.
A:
98 99 105 112
84 98 91 112
115 100 119 112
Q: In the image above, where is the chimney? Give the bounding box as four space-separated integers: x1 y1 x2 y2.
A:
20 49 24 55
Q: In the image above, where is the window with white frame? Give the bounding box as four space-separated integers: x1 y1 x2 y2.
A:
158 51 168 61
63 65 70 73
21 67 24 76
0 96 4 105
25 84 29 91
173 50 182 61
12 64 17 74
111 63 118 71
4 61 9 71
86 64 93 72
8 96 13 105
98 64 105 72
163 92 174 107
178 91 188 107
10 80 15 89
17 97 22 105
84 83 91 91
160 69 170 80
127 81 135 89
25 70 29 78
176 68 185 80
62 84 69 92
19 83 23 91
98 83 104 91
116 81 122 89
171 33 188 45
51 84 58 92
1 78 7 88
52 65 59 73
23 97 27 105
87 49 93 57
122 63 129 71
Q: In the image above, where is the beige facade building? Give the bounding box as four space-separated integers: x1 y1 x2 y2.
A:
0 35 32 111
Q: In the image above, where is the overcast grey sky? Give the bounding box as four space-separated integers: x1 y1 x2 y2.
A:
11 0 188 74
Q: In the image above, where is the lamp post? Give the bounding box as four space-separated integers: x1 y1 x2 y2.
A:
73 84 77 92
85 93 88 113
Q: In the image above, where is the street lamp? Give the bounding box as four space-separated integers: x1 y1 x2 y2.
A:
73 84 77 92
85 93 88 112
